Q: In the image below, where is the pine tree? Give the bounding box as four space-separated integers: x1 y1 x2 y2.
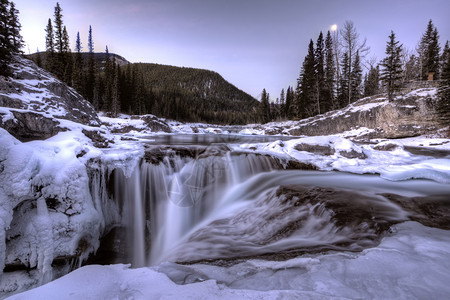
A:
419 20 441 80
45 18 54 53
350 50 362 102
441 41 449 77
44 18 55 71
315 32 325 114
8 1 23 52
259 88 270 123
85 25 95 102
339 52 350 107
88 25 94 53
102 45 113 110
0 0 11 74
35 48 42 67
296 39 317 118
111 58 120 117
437 49 450 127
324 30 336 111
92 75 100 111
51 2 65 78
75 31 82 53
53 2 63 53
363 65 380 97
62 25 72 83
279 88 285 119
72 32 83 91
380 31 403 100
285 86 293 119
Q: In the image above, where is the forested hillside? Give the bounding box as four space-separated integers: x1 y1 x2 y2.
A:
28 51 260 124
131 63 260 123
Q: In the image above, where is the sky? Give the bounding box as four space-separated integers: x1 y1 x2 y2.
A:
15 0 450 100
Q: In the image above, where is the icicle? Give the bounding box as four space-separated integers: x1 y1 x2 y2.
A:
33 196 54 285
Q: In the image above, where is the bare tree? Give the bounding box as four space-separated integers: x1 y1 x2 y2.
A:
401 46 415 85
339 21 370 104
366 55 378 70
331 29 341 93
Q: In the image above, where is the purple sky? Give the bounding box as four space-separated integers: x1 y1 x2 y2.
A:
15 0 450 100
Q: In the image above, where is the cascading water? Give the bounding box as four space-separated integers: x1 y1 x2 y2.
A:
109 147 450 267
113 153 277 266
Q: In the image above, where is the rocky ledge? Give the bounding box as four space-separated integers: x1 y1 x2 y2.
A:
0 55 101 141
246 87 445 139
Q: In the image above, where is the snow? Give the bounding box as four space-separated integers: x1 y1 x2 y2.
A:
393 136 450 151
406 88 438 98
335 127 376 138
379 158 450 183
98 113 148 132
0 130 100 281
9 221 450 300
349 100 387 112
0 127 144 292
230 135 450 183
0 108 17 123
239 128 266 135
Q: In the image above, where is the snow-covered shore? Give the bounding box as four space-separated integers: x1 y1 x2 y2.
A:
8 221 450 300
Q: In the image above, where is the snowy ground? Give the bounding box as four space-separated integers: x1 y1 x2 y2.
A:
8 221 450 300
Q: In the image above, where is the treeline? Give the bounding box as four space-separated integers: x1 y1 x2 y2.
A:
28 2 260 124
259 20 450 124
0 0 23 75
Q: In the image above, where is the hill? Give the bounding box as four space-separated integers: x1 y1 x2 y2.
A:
128 63 260 123
26 52 260 125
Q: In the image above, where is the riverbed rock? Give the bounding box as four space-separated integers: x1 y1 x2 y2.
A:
142 115 171 133
373 141 404 151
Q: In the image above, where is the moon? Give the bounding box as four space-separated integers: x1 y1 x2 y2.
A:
331 24 338 31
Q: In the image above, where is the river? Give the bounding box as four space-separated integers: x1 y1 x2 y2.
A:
96 134 450 268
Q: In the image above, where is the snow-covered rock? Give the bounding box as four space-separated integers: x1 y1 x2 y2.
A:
0 127 144 296
231 135 450 184
244 89 443 139
0 55 100 141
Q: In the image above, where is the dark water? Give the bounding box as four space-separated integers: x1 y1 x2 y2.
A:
141 134 296 146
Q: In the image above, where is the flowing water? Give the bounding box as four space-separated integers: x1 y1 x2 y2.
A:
106 135 450 267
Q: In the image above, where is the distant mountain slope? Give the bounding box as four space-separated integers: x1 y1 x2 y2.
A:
129 63 260 123
131 63 257 104
26 52 260 124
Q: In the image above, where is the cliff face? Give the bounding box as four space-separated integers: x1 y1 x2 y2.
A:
258 88 442 139
0 55 100 141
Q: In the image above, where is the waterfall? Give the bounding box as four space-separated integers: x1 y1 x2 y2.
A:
112 153 277 266
107 151 450 266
